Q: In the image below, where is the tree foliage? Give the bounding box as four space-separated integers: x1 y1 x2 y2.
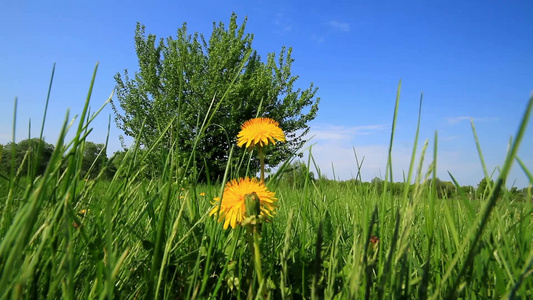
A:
112 13 320 181
0 138 54 176
0 139 109 179
428 178 456 199
477 177 495 198
82 141 107 178
280 160 316 188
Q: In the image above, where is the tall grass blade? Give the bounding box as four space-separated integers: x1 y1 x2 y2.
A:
402 93 423 201
470 119 491 192
439 95 533 299
385 80 402 184
516 157 533 183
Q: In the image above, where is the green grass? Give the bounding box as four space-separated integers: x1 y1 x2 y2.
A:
0 65 532 299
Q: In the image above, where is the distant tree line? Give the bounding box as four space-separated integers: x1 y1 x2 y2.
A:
1 144 530 202
0 138 127 180
277 161 531 202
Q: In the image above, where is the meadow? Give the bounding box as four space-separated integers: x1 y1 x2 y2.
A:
0 67 532 299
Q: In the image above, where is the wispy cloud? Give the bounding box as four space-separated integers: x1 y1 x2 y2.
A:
311 35 325 44
440 135 460 141
447 116 499 125
310 124 387 141
273 13 293 33
297 122 529 187
302 139 491 185
328 20 350 32
312 20 350 43
302 143 414 181
447 116 471 124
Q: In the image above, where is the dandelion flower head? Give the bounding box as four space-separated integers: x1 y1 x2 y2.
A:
209 177 277 229
237 117 285 149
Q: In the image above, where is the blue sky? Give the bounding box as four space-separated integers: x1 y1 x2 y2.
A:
1 0 532 187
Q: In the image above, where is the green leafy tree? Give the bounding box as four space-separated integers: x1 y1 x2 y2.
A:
112 13 320 181
508 186 525 202
106 150 136 179
460 185 475 199
477 177 499 199
428 178 456 199
521 186 532 202
370 177 384 193
81 141 107 178
370 177 383 184
0 144 3 169
0 144 11 175
0 138 54 176
280 160 315 188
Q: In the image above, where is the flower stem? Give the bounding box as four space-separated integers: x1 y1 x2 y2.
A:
244 192 264 294
252 224 264 286
258 146 265 183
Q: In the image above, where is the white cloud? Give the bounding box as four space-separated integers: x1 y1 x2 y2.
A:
311 35 325 43
310 124 387 142
447 116 471 124
302 142 415 181
302 124 408 180
297 123 516 186
440 135 460 141
447 116 499 125
328 20 351 32
273 13 293 33
306 141 488 184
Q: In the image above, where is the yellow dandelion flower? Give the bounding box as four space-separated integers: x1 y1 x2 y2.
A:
78 209 89 216
237 117 285 149
199 192 206 196
209 177 277 229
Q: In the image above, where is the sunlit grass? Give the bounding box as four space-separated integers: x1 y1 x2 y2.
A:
0 66 531 299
